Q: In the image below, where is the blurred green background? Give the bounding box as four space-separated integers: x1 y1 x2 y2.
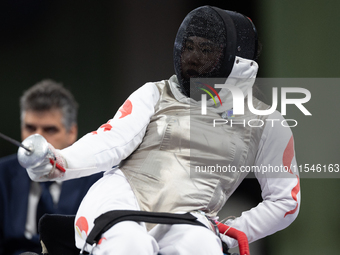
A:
0 0 339 254
257 0 340 254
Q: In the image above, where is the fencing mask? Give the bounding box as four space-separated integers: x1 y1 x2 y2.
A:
173 6 258 100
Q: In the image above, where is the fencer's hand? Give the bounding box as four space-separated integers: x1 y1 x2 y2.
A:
26 143 67 182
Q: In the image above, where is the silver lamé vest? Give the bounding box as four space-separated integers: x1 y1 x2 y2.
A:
120 81 269 217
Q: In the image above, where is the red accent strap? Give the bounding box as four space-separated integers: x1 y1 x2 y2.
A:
216 221 250 255
49 158 66 173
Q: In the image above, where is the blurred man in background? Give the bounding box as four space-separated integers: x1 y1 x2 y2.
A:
0 80 102 255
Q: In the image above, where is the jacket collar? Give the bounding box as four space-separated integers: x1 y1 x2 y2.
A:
169 56 258 113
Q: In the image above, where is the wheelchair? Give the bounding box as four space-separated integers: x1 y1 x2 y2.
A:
21 210 250 255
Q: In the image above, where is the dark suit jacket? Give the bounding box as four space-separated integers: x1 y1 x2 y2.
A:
0 154 103 255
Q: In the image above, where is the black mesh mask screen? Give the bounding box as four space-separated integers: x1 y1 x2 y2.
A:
224 10 258 61
173 6 258 100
